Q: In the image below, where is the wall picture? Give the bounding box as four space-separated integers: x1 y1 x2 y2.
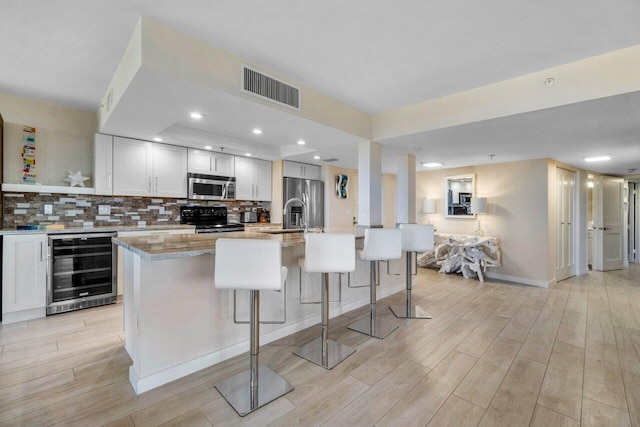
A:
336 174 349 199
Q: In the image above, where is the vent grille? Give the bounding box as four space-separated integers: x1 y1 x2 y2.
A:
242 66 301 111
322 158 339 163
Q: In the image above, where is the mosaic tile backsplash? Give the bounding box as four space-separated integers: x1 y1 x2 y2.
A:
2 192 269 228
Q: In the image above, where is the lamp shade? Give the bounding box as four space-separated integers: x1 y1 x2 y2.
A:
470 197 487 214
422 198 436 214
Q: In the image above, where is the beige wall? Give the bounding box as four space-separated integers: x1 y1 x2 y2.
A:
415 158 554 286
323 165 358 229
1 92 97 186
382 173 397 228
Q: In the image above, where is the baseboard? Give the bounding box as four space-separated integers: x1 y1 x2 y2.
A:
130 282 406 394
0 307 46 325
578 268 589 276
484 272 552 288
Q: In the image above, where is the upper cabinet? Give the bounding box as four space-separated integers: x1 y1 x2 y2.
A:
187 149 235 177
112 137 187 198
283 160 321 180
93 133 113 196
235 157 272 201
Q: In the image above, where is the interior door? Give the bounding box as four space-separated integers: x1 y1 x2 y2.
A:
555 168 576 281
594 176 624 271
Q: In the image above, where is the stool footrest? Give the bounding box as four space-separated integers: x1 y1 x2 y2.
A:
293 337 355 370
388 304 432 319
348 315 398 339
214 365 294 417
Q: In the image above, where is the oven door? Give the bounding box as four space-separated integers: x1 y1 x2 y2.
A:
188 174 233 200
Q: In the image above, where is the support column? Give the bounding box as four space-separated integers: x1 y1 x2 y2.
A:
396 153 416 225
358 140 382 228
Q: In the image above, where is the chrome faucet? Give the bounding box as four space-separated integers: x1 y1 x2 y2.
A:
283 195 308 234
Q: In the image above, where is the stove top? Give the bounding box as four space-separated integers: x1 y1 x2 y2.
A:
180 206 245 233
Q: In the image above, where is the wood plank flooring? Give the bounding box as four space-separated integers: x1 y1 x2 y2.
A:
2 264 640 426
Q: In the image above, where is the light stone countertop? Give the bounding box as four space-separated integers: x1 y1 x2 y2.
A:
0 224 196 235
113 228 364 260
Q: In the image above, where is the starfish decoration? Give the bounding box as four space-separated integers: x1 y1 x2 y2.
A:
63 170 90 187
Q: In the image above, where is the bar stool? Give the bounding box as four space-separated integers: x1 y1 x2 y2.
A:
293 233 356 369
348 228 402 339
389 223 435 319
213 239 294 417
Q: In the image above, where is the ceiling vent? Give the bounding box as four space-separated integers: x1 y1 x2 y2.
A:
242 66 301 111
322 158 339 163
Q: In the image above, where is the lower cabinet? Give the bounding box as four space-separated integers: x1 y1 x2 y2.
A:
2 234 48 324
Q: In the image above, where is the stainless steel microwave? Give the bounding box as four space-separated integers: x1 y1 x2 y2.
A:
188 173 236 200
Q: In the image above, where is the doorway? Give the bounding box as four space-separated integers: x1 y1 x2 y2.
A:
592 175 625 271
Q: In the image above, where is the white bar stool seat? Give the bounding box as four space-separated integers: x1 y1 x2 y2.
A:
293 233 356 369
348 228 402 339
389 224 435 319
213 239 293 417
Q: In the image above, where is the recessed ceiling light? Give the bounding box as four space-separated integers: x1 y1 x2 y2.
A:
422 162 443 168
204 146 212 150
252 128 263 135
584 155 611 162
313 155 320 160
544 77 555 87
189 112 203 119
245 153 252 157
153 137 163 142
297 140 306 145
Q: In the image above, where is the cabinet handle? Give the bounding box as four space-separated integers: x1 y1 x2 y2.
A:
255 184 258 199
107 173 112 190
41 241 47 262
155 176 158 194
148 177 152 193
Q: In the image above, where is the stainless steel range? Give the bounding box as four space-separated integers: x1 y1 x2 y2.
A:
180 206 245 234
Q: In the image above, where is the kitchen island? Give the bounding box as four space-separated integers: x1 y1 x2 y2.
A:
113 230 407 394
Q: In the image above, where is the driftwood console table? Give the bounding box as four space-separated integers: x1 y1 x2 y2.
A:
417 233 501 282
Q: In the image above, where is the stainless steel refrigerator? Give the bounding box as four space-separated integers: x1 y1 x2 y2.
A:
283 177 324 229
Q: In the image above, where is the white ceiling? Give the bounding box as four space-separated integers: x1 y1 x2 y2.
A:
2 1 640 175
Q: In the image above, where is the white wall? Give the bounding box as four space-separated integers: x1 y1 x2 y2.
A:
1 92 97 186
415 158 555 287
323 165 358 229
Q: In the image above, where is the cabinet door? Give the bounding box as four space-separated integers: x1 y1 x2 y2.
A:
93 133 113 196
153 144 188 198
255 159 272 201
213 153 235 177
113 137 153 196
235 156 255 200
283 160 303 179
187 149 213 174
302 164 321 180
2 234 48 313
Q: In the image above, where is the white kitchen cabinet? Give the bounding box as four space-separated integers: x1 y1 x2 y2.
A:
113 137 154 196
187 149 235 177
112 137 187 197
2 234 48 324
283 160 321 180
153 144 188 198
235 157 272 201
93 133 113 196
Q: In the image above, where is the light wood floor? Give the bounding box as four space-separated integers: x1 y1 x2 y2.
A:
2 266 640 426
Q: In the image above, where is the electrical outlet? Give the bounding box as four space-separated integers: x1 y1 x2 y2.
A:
98 205 111 215
44 204 53 215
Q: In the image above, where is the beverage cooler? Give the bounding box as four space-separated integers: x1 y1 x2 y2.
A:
47 233 116 315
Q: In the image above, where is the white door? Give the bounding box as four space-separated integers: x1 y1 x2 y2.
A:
2 234 48 314
555 168 576 281
255 159 272 201
234 156 254 200
153 144 188 198
113 137 153 196
594 176 624 271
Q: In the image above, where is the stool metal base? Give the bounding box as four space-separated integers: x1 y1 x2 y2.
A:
348 315 398 339
214 364 294 417
388 304 432 319
293 337 356 370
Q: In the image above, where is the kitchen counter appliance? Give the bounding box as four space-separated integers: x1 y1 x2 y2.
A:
283 177 324 229
188 173 236 201
47 232 117 315
180 206 245 234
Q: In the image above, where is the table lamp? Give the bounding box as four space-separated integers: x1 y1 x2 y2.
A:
470 197 487 236
422 198 436 224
